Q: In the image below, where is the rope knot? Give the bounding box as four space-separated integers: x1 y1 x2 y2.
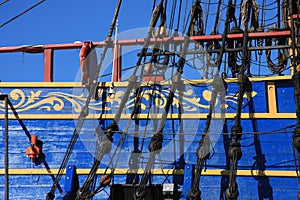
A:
225 182 239 200
187 189 201 200
107 121 119 134
135 187 147 200
231 124 243 140
228 142 242 161
148 133 163 152
293 127 300 150
293 71 300 98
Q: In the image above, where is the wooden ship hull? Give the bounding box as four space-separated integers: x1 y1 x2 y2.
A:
1 0 300 199
0 77 297 199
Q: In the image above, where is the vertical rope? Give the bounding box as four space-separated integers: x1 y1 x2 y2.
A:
107 0 123 39
182 0 190 35
225 1 250 199
136 1 202 199
216 0 234 73
213 0 222 32
169 0 176 33
176 0 183 31
153 0 157 11
288 0 297 74
204 0 210 35
46 1 124 199
277 0 280 28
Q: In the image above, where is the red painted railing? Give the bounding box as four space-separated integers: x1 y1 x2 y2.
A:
0 30 291 82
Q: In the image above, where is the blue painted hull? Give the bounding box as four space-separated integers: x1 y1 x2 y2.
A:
0 79 298 199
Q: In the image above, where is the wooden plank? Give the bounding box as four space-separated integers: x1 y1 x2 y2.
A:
43 49 54 82
267 82 278 114
112 44 122 82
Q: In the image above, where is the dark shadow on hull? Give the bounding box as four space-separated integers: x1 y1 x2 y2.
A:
8 100 31 142
247 83 273 200
220 119 230 200
8 100 63 193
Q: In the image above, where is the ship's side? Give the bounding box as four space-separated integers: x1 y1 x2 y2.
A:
1 0 300 199
0 76 298 199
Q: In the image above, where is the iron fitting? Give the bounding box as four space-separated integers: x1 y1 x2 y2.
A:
225 182 239 200
228 142 242 161
148 133 163 153
293 128 300 150
187 189 201 200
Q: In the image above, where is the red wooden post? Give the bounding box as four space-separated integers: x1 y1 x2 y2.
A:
44 48 53 82
293 14 300 19
112 44 122 82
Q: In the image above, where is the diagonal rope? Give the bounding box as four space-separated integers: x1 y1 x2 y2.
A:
0 0 45 29
46 1 123 199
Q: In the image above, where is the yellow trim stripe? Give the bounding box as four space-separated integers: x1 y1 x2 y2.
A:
0 168 296 177
0 76 292 88
0 82 84 88
0 113 296 120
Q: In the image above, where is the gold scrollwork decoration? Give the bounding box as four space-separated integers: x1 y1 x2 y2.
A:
0 88 257 113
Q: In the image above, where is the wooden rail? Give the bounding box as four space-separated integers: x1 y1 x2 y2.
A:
0 30 291 82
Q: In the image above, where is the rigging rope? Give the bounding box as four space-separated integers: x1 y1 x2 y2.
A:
135 1 202 199
188 75 227 200
81 71 158 199
127 79 160 186
187 0 233 198
289 1 300 198
0 0 9 6
46 1 123 199
203 0 210 35
216 0 235 73
168 0 176 34
227 27 243 77
46 1 300 199
79 60 166 199
75 1 165 199
293 71 300 198
277 0 280 28
189 0 204 36
176 0 183 32
153 0 157 12
0 0 45 29
240 0 259 32
213 0 222 34
240 0 259 77
265 27 288 75
225 1 251 199
182 0 190 35
204 0 222 78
